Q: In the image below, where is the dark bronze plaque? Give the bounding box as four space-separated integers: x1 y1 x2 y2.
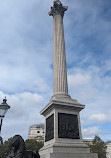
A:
45 114 54 142
58 113 80 139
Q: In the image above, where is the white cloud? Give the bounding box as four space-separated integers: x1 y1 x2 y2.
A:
0 91 45 140
0 0 53 94
0 0 111 141
68 73 91 87
89 113 111 124
82 127 111 137
68 54 111 115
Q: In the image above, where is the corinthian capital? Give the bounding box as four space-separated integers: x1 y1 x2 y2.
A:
48 0 68 17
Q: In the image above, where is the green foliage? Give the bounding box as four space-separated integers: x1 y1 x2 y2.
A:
0 137 12 158
89 135 106 158
25 139 44 151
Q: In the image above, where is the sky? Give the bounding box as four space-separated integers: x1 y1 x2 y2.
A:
0 0 111 142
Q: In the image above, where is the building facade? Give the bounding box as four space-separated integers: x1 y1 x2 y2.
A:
83 138 93 145
106 143 111 158
28 123 44 142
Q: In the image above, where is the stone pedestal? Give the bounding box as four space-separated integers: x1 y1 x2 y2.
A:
39 97 98 158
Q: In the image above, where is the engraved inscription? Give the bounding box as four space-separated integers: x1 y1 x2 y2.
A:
45 114 54 142
58 113 80 139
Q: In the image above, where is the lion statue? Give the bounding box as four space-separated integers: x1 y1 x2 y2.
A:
6 135 27 158
6 135 40 158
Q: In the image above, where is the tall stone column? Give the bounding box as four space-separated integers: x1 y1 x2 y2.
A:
49 0 70 98
39 1 98 158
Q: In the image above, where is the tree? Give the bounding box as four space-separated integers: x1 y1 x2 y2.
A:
25 139 44 151
89 135 106 158
0 137 12 158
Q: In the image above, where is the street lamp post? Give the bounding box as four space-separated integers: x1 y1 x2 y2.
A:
0 97 10 137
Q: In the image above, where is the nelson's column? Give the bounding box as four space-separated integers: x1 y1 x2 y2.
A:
39 1 98 158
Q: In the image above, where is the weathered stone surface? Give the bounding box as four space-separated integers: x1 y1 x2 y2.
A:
40 152 98 158
6 135 40 158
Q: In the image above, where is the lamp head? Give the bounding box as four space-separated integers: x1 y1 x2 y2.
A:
0 97 10 118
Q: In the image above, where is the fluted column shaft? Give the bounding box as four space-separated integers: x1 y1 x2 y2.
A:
49 0 69 98
53 14 68 95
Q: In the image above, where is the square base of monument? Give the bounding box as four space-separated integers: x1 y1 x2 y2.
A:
39 144 98 158
40 98 98 158
40 153 98 158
